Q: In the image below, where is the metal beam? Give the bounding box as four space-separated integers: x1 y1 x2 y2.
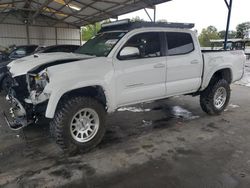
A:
153 5 156 22
59 0 117 23
224 0 233 50
224 0 229 8
55 27 58 45
32 0 53 20
73 0 134 26
26 23 30 44
144 8 153 22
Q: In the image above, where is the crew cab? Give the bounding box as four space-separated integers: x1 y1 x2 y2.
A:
3 20 246 153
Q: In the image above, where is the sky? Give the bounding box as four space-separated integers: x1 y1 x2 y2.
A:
119 0 250 33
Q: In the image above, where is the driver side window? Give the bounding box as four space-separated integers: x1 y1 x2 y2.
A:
118 32 162 60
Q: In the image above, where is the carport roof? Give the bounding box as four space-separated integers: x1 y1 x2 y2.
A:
0 0 171 28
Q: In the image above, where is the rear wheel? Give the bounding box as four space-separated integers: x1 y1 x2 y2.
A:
200 79 230 115
51 96 106 154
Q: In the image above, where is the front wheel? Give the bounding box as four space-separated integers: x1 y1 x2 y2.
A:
51 97 106 154
200 79 231 115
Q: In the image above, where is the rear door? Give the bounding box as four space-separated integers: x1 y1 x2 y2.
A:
165 32 203 96
114 32 167 106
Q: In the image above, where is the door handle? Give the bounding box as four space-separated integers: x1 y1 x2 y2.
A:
154 63 165 68
190 60 199 64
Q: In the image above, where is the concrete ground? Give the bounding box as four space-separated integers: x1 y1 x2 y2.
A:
0 84 250 188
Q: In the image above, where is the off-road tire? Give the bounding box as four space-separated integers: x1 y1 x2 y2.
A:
200 79 230 115
50 97 106 154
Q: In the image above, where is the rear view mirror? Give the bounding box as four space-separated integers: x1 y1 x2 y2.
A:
119 47 140 59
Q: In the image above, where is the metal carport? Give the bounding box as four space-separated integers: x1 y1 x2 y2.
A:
0 0 171 46
0 0 234 48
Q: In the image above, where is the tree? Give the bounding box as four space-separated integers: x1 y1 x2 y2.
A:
81 20 110 41
198 26 220 47
130 16 144 22
218 30 237 39
81 22 101 41
157 19 168 23
236 22 250 39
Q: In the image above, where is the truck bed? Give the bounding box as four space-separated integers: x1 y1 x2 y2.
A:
200 50 245 90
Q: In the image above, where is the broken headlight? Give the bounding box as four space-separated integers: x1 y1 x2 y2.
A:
28 69 49 94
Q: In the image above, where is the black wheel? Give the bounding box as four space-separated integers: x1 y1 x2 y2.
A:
50 97 106 154
200 79 230 115
1 76 12 94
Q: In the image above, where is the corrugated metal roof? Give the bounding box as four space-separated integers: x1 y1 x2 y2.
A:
0 0 171 27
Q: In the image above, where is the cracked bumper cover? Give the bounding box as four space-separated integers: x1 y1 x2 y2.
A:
3 95 28 130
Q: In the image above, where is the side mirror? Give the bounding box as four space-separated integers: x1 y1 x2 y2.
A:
119 46 140 59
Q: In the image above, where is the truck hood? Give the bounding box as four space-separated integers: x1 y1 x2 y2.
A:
8 52 94 77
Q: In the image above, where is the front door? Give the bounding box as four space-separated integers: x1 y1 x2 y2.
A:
114 32 167 106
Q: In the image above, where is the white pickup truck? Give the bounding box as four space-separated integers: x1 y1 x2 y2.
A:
4 20 246 153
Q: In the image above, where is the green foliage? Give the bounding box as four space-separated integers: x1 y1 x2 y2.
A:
81 20 111 41
130 16 144 22
157 19 168 23
81 22 101 41
198 26 220 47
236 22 250 39
218 30 237 39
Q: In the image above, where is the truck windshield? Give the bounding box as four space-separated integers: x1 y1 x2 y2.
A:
75 32 127 57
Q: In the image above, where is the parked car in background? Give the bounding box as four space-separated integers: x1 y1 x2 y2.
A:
0 51 8 63
37 44 80 53
8 45 39 61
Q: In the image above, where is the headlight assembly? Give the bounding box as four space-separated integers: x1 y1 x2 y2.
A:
28 69 50 94
35 69 50 83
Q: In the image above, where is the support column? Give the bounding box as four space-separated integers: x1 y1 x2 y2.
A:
55 27 58 45
153 5 156 22
80 27 82 45
144 8 153 22
224 0 233 50
26 24 30 45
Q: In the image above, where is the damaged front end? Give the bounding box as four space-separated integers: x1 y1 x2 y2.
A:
3 94 28 130
3 70 50 130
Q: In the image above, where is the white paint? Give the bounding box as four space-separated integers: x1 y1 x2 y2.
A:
8 52 91 77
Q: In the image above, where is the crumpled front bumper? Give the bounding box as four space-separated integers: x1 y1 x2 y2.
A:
3 95 28 130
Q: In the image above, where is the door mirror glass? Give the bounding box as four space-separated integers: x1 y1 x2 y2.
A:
119 47 140 59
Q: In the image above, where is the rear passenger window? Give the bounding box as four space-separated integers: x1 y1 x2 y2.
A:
166 32 194 55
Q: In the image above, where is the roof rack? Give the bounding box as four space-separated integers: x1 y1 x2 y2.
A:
100 19 195 32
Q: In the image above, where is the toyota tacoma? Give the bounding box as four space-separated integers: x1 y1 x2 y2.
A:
3 20 246 153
